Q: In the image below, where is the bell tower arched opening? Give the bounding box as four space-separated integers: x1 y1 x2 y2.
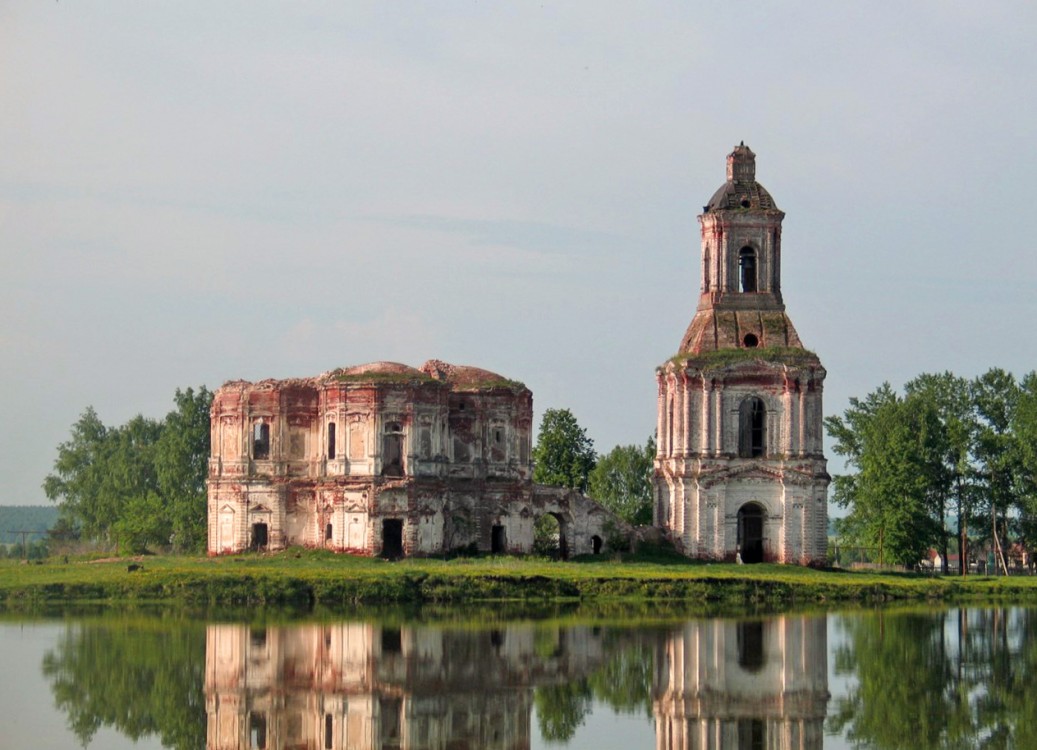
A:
738 397 766 458
738 247 757 293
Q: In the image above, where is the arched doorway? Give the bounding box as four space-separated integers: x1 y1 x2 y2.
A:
737 503 765 563
533 513 569 560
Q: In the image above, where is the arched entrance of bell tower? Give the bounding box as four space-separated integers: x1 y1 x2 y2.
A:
737 503 766 564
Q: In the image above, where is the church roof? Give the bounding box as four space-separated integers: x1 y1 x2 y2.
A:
704 179 778 212
679 309 804 355
703 141 780 213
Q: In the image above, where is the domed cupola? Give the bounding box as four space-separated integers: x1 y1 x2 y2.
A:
679 143 804 354
704 143 779 212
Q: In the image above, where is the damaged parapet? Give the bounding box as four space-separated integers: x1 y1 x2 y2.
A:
207 359 617 558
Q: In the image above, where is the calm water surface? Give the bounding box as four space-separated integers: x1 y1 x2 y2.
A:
2 606 1035 749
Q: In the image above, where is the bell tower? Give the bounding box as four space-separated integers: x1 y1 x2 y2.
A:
654 144 829 565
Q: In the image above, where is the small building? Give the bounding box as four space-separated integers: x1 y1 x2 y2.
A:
654 144 829 564
207 359 612 557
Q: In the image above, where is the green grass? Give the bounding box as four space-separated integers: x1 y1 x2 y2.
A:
5 548 1037 612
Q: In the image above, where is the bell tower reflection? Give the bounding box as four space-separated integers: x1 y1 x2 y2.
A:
653 616 829 750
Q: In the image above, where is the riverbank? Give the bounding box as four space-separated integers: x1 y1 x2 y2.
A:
3 549 1036 610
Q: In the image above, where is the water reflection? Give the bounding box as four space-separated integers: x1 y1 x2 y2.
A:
40 608 1037 748
828 607 1037 749
205 621 610 749
654 616 829 750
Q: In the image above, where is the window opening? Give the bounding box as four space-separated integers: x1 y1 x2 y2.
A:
739 247 757 293
327 423 336 460
253 422 270 459
739 398 766 458
324 714 333 750
250 714 267 750
380 697 402 745
382 423 404 477
381 628 402 654
743 333 758 348
591 535 603 554
325 523 333 543
738 718 766 750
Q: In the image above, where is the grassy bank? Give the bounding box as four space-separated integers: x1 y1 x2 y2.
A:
3 548 1037 610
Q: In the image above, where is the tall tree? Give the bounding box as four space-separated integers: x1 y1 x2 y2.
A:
532 408 596 492
43 407 115 543
587 437 655 525
826 385 948 567
905 373 977 573
43 386 213 554
155 387 213 552
1013 371 1037 548
971 369 1022 573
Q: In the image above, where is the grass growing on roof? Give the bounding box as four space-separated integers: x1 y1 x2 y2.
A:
667 347 820 372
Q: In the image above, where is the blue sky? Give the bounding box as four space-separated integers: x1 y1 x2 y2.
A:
3 1 1036 505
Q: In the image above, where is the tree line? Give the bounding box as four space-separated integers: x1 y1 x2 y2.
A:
827 369 1037 573
41 397 651 557
47 369 1037 567
43 387 213 555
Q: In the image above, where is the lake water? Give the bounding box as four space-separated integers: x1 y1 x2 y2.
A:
2 605 1034 749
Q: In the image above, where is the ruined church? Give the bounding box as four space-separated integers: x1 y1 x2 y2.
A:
653 144 829 564
207 144 828 564
206 360 611 557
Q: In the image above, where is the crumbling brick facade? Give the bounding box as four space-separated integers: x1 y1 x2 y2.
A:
207 360 614 557
654 144 829 565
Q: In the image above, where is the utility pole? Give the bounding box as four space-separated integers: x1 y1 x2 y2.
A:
3 530 37 559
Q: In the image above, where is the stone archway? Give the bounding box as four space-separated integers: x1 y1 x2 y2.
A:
737 503 766 564
533 512 569 560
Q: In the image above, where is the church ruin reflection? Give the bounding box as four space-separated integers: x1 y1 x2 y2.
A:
204 615 829 749
205 621 607 749
653 616 830 750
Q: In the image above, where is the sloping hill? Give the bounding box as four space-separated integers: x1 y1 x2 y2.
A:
0 505 59 544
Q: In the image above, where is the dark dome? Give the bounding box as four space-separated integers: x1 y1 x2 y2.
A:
705 180 778 212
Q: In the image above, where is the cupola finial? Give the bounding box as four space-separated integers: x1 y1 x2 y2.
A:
726 142 756 182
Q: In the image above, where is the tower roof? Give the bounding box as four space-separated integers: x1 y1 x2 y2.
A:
703 142 779 213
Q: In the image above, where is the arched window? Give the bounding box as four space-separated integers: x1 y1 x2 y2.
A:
739 397 766 458
253 422 270 459
739 247 757 293
703 249 711 291
382 422 404 477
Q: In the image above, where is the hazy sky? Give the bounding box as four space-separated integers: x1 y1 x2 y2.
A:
3 2 1036 506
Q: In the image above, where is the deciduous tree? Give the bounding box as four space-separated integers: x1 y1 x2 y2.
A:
532 408 596 492
587 437 655 525
826 385 948 567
